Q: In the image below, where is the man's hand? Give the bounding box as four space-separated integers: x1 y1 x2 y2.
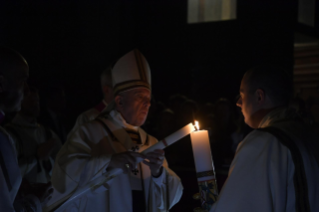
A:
143 149 165 177
108 151 146 173
37 138 58 160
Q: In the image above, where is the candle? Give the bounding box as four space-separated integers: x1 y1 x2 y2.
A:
53 123 196 212
142 122 195 154
190 121 218 211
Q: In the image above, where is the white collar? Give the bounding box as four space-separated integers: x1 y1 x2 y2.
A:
258 107 300 128
109 110 139 132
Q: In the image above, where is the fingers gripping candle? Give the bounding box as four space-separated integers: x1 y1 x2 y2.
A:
191 121 218 212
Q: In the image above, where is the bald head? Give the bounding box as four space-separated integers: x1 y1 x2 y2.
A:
244 64 293 107
0 47 28 77
0 47 29 113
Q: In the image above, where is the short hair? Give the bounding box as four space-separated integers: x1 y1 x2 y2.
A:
100 65 113 87
245 64 293 106
0 46 28 76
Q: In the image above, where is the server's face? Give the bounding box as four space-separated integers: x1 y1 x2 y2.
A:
236 74 259 128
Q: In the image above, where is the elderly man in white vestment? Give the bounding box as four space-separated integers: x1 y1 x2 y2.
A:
68 66 114 137
0 46 53 211
46 49 183 212
210 65 319 212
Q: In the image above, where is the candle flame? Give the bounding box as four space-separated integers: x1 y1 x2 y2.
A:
194 121 200 131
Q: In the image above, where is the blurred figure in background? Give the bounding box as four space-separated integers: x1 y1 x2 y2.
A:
38 84 67 144
210 98 241 169
168 94 187 114
0 46 52 211
68 66 113 137
6 85 62 184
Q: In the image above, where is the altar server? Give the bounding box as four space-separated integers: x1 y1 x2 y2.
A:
210 65 319 212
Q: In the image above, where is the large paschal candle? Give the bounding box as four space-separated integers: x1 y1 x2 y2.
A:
191 121 218 212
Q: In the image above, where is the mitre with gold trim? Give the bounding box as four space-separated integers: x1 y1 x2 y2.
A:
112 49 151 96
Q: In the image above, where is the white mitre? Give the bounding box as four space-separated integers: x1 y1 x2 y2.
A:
112 49 151 96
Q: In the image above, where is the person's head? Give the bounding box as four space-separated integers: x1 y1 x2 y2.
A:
236 64 293 128
20 86 40 118
112 49 152 126
0 47 29 113
115 87 151 126
100 66 113 104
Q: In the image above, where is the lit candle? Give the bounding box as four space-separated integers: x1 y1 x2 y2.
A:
190 121 218 211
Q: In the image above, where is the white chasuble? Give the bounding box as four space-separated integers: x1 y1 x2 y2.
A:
45 110 183 212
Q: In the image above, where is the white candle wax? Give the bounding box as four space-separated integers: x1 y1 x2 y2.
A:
190 130 214 181
142 122 195 154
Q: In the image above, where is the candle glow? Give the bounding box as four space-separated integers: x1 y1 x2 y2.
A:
194 121 200 131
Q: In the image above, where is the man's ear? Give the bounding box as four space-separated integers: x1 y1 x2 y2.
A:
255 89 265 105
114 95 123 109
0 75 5 93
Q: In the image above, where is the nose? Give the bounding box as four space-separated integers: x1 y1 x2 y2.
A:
236 96 242 108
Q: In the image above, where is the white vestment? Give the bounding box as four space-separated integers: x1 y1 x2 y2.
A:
0 126 41 212
67 100 108 139
5 113 62 183
210 108 319 212
46 109 183 212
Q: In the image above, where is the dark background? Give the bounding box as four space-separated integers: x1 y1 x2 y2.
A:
0 0 305 210
0 0 298 126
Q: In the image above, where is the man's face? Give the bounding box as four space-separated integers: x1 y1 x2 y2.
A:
118 88 151 126
2 64 29 113
236 74 259 128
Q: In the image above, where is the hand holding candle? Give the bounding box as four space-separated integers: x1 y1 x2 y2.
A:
143 149 165 177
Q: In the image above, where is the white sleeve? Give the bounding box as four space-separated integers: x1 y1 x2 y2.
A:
150 159 183 211
210 130 291 212
67 113 90 140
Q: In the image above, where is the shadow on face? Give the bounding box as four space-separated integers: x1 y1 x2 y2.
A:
115 87 151 126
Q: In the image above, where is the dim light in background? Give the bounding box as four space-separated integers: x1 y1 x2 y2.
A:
298 0 316 27
188 0 236 24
